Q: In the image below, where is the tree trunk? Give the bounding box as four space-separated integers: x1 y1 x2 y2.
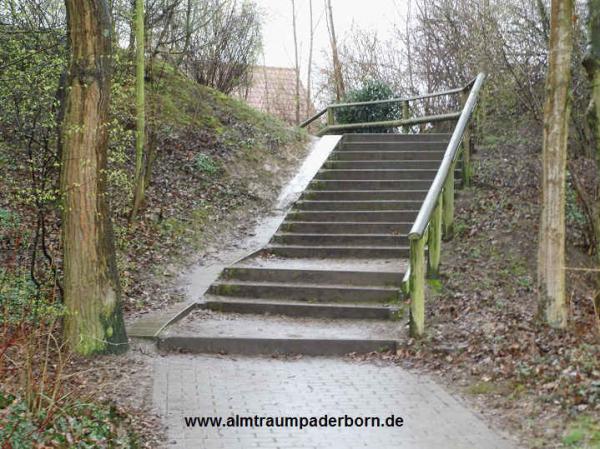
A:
583 0 600 260
179 0 193 67
538 0 573 329
131 0 146 221
325 0 345 100
583 0 600 319
306 0 314 117
144 128 158 190
537 0 551 43
406 0 415 93
61 0 128 355
291 0 300 124
128 0 136 52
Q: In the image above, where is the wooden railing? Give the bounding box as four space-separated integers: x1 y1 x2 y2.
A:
301 73 486 337
300 83 471 136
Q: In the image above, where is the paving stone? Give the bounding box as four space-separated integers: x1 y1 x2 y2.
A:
153 354 520 449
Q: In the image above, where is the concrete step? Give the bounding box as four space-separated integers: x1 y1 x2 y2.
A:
309 179 433 191
159 336 397 356
209 280 401 303
340 142 448 151
308 179 432 190
221 265 403 287
278 221 413 234
332 151 445 161
263 244 409 258
324 160 461 170
272 233 408 247
296 200 423 211
316 169 438 181
160 310 400 355
302 190 428 201
308 179 462 191
204 297 399 320
344 133 452 142
286 210 419 222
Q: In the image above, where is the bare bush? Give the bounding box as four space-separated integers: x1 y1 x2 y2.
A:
316 0 588 131
180 0 261 94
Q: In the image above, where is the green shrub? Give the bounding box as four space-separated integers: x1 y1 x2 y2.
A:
0 269 64 325
195 153 220 175
0 391 139 448
334 80 400 133
0 208 20 233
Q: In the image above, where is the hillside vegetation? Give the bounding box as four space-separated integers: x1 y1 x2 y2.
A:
109 61 308 314
0 49 307 446
1 53 307 314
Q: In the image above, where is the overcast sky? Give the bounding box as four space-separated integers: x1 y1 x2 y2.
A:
255 0 407 80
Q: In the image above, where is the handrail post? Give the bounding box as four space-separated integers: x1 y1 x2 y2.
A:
442 160 455 240
402 101 410 134
427 197 442 277
327 107 334 126
460 90 472 187
409 236 425 337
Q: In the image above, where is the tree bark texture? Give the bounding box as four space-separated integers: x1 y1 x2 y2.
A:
306 0 314 117
325 0 345 101
131 0 146 220
62 0 128 355
538 0 573 329
291 0 300 124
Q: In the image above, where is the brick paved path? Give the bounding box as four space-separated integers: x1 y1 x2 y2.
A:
153 354 519 449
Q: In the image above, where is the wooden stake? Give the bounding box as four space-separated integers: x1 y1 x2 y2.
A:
428 197 442 277
409 236 425 337
442 161 455 240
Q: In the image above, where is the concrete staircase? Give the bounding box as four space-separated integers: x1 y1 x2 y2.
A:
160 133 455 355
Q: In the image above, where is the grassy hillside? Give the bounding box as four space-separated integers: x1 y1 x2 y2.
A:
106 61 309 314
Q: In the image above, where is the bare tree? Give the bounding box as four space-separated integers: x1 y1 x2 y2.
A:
538 0 573 329
306 0 314 116
61 0 128 354
131 0 145 220
582 0 600 256
325 0 345 100
405 0 415 94
291 0 300 124
184 0 261 94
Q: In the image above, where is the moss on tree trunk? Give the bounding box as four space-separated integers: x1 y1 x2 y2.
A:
61 0 128 355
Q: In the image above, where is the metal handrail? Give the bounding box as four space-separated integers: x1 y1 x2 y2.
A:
408 73 486 239
300 76 478 130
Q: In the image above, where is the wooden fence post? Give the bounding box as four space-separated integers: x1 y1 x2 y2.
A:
327 107 334 126
409 236 425 337
461 90 472 187
402 101 410 134
442 161 455 240
427 197 442 277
